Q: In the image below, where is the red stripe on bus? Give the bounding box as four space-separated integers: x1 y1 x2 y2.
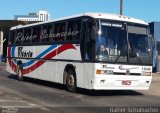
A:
8 47 17 72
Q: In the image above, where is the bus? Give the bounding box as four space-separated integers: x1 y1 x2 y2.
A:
6 13 153 92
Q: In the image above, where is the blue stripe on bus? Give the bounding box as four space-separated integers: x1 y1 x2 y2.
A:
12 46 17 64
11 44 58 68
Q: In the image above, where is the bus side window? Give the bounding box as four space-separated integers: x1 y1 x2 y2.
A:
53 23 59 41
41 24 52 43
24 28 31 44
66 20 73 41
16 29 23 45
59 22 66 41
32 26 41 44
50 23 54 42
48 25 53 42
73 19 81 41
41 25 47 43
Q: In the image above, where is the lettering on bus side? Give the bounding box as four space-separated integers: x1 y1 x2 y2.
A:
40 29 79 40
102 65 115 69
18 47 33 58
15 32 37 43
15 29 79 43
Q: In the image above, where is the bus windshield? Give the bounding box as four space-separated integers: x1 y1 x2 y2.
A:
95 20 152 65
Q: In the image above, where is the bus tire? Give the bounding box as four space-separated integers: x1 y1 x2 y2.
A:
17 64 23 81
66 70 76 93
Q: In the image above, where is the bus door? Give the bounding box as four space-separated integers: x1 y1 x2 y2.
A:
82 18 96 61
82 17 96 88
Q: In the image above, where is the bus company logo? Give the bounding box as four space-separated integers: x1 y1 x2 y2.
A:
119 66 139 75
18 47 33 58
126 70 130 75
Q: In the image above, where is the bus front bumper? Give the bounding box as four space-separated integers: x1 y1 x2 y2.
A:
92 75 152 90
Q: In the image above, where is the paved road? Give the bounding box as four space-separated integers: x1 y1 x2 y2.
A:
0 71 160 113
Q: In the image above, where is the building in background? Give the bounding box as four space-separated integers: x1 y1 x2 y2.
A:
14 10 51 22
0 10 50 63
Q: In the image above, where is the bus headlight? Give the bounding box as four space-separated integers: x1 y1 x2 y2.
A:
96 70 113 75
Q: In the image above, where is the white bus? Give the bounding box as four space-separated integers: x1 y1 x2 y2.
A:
6 13 153 92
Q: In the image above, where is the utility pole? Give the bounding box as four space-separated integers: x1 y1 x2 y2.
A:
120 0 123 15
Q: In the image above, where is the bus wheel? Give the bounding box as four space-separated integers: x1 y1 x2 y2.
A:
17 64 23 81
66 70 76 93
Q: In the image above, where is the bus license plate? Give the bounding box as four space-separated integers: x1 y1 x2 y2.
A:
122 80 131 85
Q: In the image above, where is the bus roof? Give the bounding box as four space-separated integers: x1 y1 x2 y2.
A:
11 12 148 30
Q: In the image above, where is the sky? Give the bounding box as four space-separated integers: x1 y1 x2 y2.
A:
0 0 159 22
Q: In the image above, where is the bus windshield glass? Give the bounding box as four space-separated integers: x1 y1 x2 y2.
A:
95 20 152 65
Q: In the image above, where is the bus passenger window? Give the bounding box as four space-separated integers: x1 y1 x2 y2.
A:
41 26 47 42
15 29 23 44
41 25 47 43
59 22 66 41
66 20 73 41
48 25 53 42
32 26 41 44
24 28 31 44
53 23 60 41
73 20 81 41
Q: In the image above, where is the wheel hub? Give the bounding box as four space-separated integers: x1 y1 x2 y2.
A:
67 75 74 87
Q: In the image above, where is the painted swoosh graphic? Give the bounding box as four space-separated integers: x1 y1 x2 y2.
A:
12 44 58 68
8 44 76 75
